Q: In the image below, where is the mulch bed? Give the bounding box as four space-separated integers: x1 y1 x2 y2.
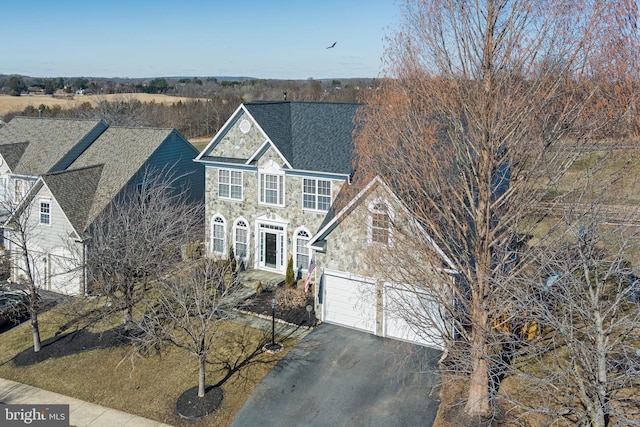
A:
176 385 224 419
13 326 132 366
237 287 317 327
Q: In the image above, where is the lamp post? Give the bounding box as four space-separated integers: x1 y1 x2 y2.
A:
271 297 276 346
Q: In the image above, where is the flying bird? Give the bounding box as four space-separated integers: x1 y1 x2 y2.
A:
326 42 337 49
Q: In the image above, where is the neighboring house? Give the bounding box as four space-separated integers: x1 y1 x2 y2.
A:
0 117 109 222
196 101 449 348
5 123 204 295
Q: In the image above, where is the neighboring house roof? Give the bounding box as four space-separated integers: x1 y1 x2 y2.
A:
0 117 108 175
62 127 178 231
198 101 361 175
7 123 201 244
40 165 104 236
0 141 29 171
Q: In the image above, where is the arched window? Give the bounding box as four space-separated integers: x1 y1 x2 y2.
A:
233 218 249 260
294 228 311 270
211 215 226 256
369 199 392 246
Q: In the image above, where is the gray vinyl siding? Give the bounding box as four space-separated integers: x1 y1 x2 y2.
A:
11 185 83 294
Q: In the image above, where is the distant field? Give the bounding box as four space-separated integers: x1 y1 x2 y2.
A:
0 93 202 117
190 137 212 151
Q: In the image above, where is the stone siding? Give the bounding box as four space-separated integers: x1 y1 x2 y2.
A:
211 111 266 159
205 163 346 270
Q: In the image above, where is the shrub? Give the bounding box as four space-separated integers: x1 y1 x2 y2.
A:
285 256 294 288
228 244 237 272
275 286 307 310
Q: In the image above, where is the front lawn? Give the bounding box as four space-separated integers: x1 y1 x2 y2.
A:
0 302 296 427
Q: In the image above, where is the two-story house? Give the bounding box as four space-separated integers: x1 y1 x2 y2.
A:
196 101 447 348
196 101 358 275
3 120 203 295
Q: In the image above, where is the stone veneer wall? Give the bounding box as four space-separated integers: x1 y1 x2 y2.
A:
211 111 266 159
204 155 346 270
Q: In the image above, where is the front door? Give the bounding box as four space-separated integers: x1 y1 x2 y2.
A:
265 232 277 268
257 221 286 273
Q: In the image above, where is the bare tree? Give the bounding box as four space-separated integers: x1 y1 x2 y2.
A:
85 167 202 330
2 186 45 352
131 259 242 398
354 0 639 419
491 174 640 426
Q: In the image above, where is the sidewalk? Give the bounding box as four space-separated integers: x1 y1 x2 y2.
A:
0 377 172 427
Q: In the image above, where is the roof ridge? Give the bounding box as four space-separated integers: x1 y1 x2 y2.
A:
107 125 174 131
10 116 104 122
245 100 361 106
43 163 105 177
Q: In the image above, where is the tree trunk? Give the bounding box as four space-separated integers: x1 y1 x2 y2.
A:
31 312 41 353
29 284 41 352
464 302 491 417
198 354 206 398
594 310 610 427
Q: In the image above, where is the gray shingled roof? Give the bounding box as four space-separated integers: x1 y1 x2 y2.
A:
65 127 175 230
0 142 28 171
0 117 106 175
41 165 104 236
244 101 360 174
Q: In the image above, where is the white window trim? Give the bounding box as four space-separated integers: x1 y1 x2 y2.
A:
258 161 285 207
293 226 312 271
233 217 250 260
39 199 51 226
13 178 25 204
367 198 394 247
302 178 332 212
218 169 243 201
210 214 227 256
0 176 8 202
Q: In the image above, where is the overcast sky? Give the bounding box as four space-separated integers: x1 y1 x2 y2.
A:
1 0 399 79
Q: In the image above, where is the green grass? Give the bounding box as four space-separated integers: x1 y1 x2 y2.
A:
0 303 296 427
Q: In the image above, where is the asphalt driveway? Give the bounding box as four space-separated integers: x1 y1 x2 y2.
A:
232 323 442 427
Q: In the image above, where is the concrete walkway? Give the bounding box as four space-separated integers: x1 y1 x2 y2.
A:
0 377 173 427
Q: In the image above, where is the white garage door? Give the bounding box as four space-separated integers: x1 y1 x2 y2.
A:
384 283 443 349
323 272 377 333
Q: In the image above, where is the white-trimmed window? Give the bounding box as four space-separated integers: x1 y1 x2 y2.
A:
39 200 51 225
14 179 25 203
211 215 226 255
368 199 392 246
303 178 331 211
294 228 311 270
233 218 249 260
218 169 243 200
259 173 284 206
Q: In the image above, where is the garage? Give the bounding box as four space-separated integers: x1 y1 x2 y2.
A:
383 283 443 349
322 271 377 333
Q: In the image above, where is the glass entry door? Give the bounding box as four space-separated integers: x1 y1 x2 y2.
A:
258 222 285 272
264 232 277 268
